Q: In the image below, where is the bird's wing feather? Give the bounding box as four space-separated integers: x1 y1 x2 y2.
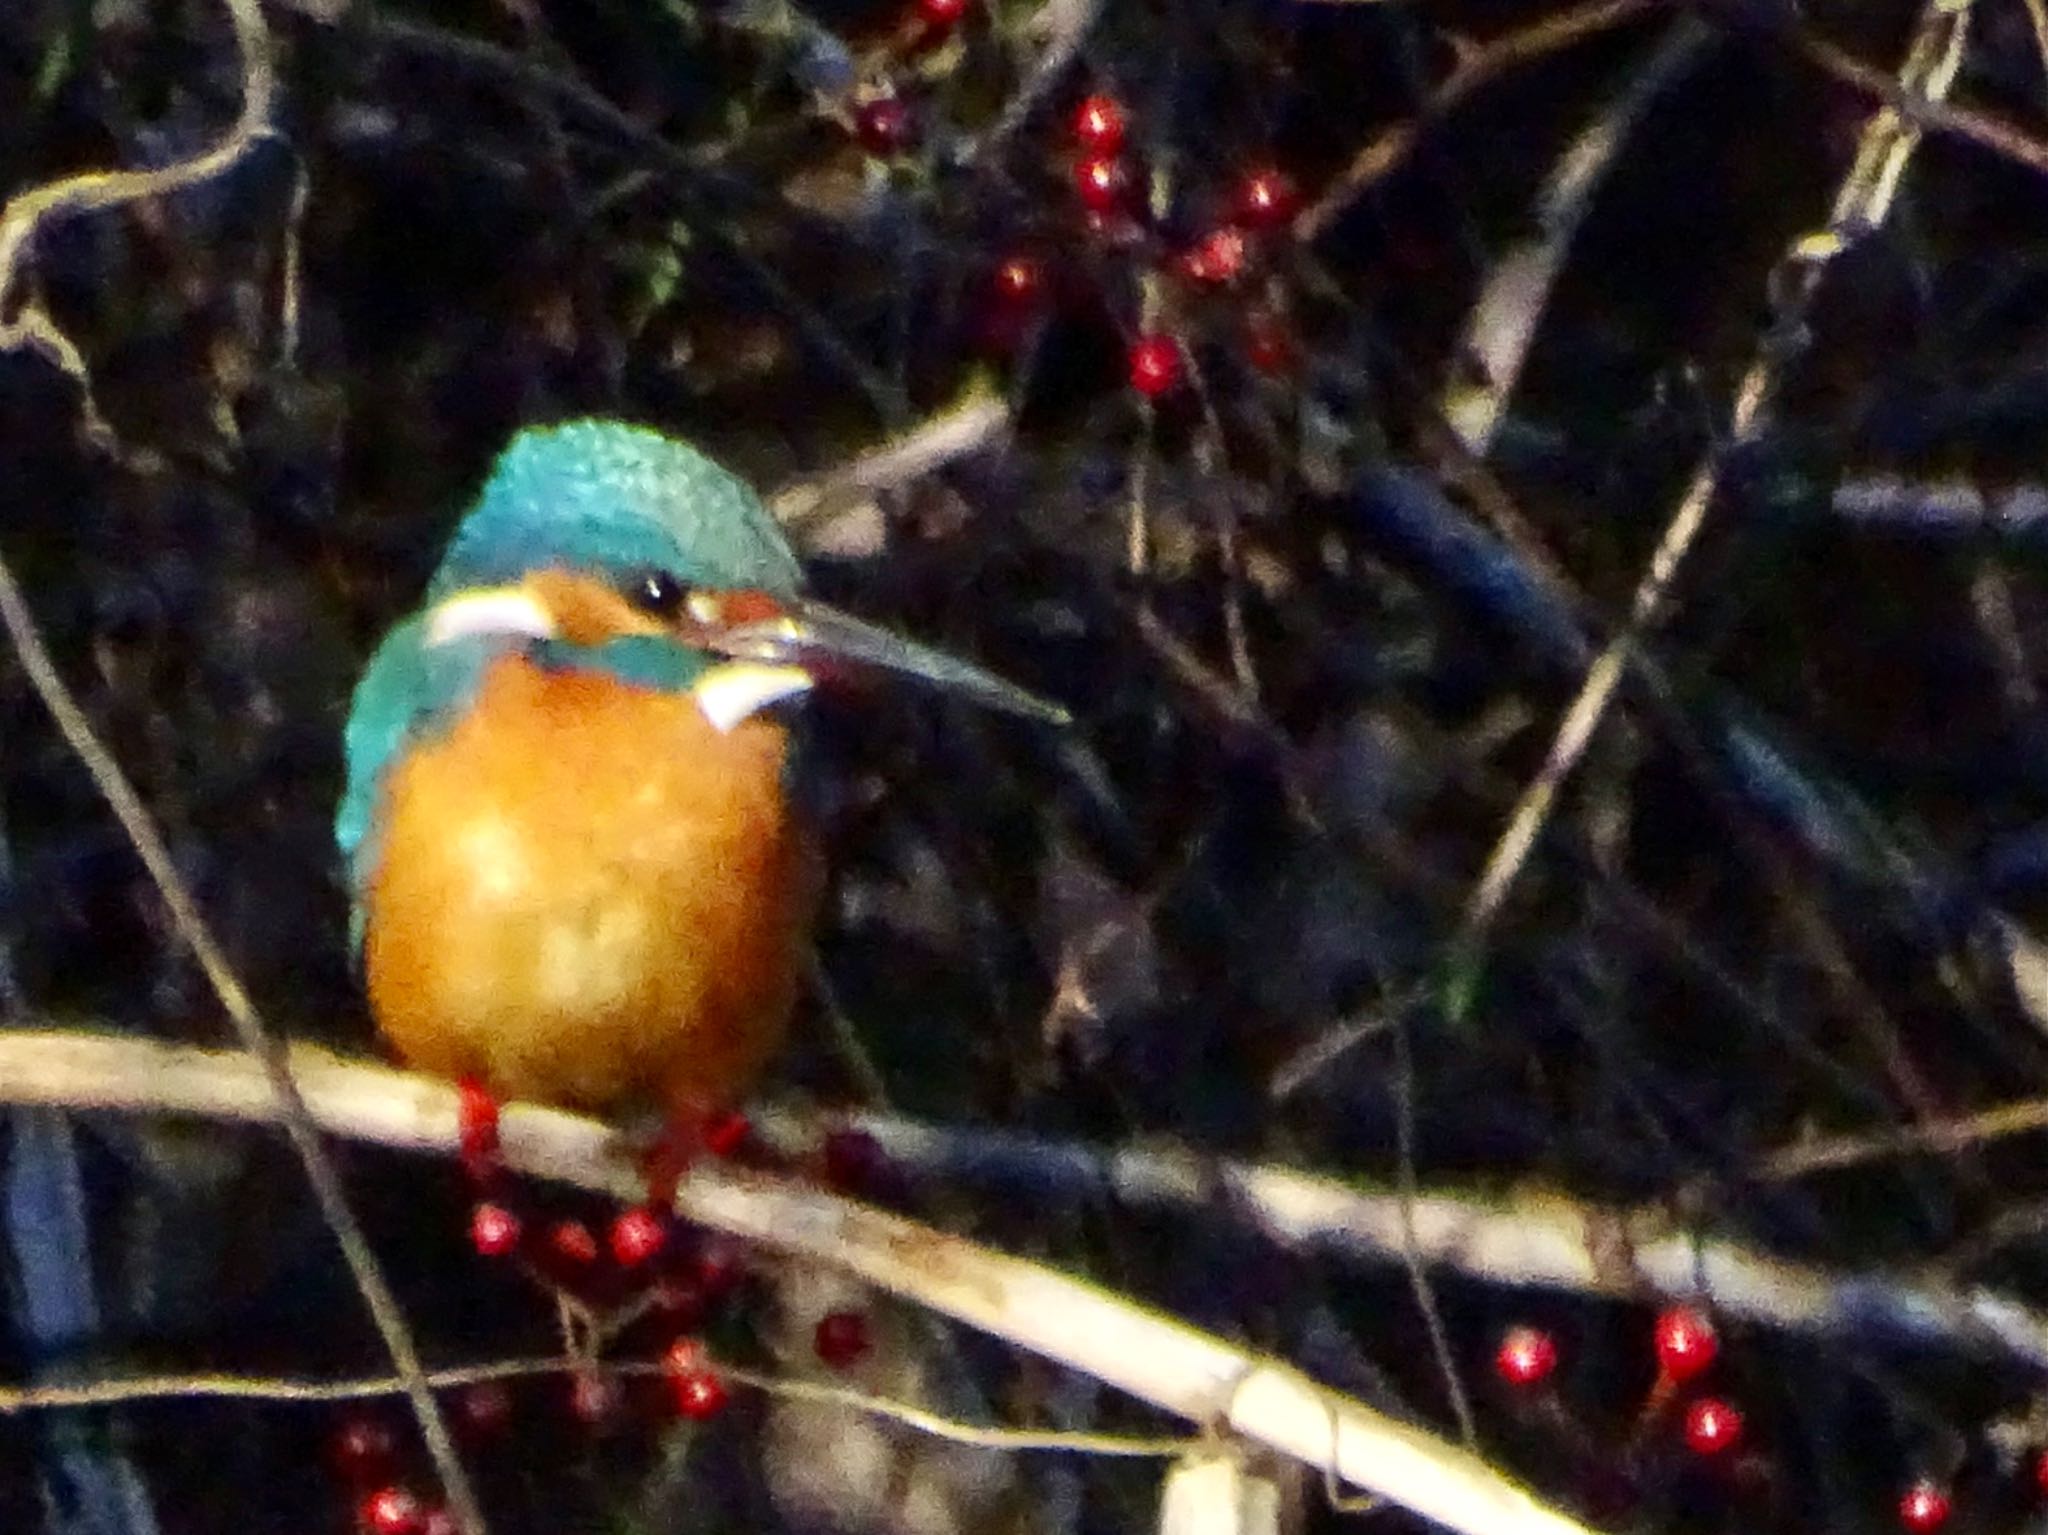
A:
335 614 508 917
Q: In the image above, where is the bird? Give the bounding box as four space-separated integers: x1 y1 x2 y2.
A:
336 419 1062 1125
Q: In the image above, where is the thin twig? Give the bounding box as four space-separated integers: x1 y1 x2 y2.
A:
1793 26 2048 182
0 2 482 1526
0 1353 1192 1459
1295 0 1660 242
770 396 1014 536
961 0 1108 164
0 560 488 1535
1756 1097 2048 1183
1450 0 1975 971
1443 16 1713 455
0 4 271 312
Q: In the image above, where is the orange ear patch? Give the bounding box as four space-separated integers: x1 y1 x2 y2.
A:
691 589 787 628
520 567 668 647
360 652 818 1116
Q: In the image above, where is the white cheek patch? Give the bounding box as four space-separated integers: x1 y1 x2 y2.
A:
693 663 814 732
424 588 558 649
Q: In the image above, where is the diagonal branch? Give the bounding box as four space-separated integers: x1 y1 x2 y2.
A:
0 1028 1607 1535
16 1032 2048 1500
0 3 484 1527
1294 0 1661 242
1450 0 1977 982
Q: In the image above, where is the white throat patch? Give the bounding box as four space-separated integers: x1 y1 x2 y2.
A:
692 662 815 732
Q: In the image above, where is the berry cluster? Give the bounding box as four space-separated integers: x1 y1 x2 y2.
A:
321 1092 901 1526
1495 1308 1745 1483
1054 91 1298 399
1493 1306 2048 1528
835 27 1305 406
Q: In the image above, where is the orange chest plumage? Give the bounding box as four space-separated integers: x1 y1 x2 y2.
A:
359 654 817 1114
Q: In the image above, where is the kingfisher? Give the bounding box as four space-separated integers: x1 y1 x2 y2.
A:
336 419 1061 1124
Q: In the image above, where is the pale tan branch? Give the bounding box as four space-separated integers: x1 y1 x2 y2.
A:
0 1028 1602 1535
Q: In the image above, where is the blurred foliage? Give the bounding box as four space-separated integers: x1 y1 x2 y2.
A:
7 0 2048 1532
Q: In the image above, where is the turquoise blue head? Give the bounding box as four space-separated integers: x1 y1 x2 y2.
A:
423 419 1062 718
430 419 804 601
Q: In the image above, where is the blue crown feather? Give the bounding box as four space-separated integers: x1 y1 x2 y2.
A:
430 420 804 600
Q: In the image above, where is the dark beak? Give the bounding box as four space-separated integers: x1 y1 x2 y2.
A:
706 596 1069 726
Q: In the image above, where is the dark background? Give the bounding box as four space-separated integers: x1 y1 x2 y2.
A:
6 1 2048 1532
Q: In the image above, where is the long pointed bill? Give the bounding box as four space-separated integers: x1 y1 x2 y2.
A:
700 595 1069 726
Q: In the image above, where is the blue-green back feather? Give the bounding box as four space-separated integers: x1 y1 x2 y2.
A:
336 614 497 935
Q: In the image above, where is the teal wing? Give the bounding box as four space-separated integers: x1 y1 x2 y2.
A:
335 614 503 923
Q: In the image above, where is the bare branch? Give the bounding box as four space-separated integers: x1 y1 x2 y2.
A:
1451 0 1976 968
1295 0 1660 242
0 4 483 1523
0 1028 1606 1535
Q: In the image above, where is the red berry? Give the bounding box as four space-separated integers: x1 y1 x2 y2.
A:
331 1417 396 1481
855 96 913 156
1494 1325 1558 1388
694 1238 748 1299
918 0 967 26
1652 1305 1718 1383
1899 1481 1951 1532
1071 94 1126 153
547 1219 599 1266
455 1380 512 1437
1682 1397 1743 1456
991 257 1046 309
2035 1447 2048 1496
456 1077 500 1171
608 1208 668 1267
663 1339 732 1421
468 1201 521 1258
702 1111 752 1159
673 1368 730 1421
1236 166 1297 229
1177 226 1248 286
568 1371 620 1424
1244 313 1294 375
360 1486 424 1535
1126 335 1182 398
814 1310 872 1369
1073 156 1128 215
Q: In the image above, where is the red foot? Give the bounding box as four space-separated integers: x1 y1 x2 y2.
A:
455 1077 501 1182
701 1110 751 1160
637 1108 753 1207
638 1129 693 1211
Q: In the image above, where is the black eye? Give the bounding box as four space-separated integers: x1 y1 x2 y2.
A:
629 569 688 616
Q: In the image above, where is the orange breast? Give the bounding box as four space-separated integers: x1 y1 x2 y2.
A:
360 653 816 1115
